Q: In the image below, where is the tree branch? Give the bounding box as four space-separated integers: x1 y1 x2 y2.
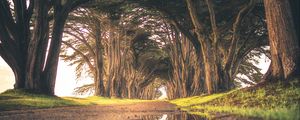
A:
64 30 96 56
62 41 96 73
185 0 205 34
0 0 17 38
224 0 255 71
205 0 218 44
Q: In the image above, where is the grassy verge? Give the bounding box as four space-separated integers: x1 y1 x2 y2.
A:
64 96 152 105
0 89 151 111
170 80 300 119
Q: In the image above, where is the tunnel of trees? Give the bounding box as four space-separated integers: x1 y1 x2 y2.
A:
0 0 299 99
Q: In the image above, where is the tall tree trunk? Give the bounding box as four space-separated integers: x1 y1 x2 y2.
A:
186 0 215 94
0 0 50 93
264 0 300 81
25 0 50 92
41 0 91 95
105 26 116 97
94 22 105 96
42 9 69 94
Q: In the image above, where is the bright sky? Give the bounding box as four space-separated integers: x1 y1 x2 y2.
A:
0 57 14 93
254 53 271 74
55 59 83 97
158 86 167 99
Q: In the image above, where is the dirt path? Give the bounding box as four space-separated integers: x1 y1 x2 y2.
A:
0 101 180 120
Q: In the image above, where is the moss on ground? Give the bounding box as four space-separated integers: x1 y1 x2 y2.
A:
170 80 300 120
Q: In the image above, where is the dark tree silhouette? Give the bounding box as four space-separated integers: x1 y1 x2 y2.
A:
0 0 89 95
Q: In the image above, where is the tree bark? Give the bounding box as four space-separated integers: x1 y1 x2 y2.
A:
186 0 216 94
94 22 105 96
25 0 50 92
264 0 300 81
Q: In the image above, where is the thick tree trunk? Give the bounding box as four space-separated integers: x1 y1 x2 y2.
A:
186 0 215 94
94 22 105 96
25 0 50 92
42 11 69 95
12 68 26 89
264 0 300 81
105 28 116 97
0 48 27 89
200 38 217 94
0 0 89 95
0 0 28 89
0 0 51 93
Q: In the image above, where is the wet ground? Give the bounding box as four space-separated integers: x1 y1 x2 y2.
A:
0 101 258 120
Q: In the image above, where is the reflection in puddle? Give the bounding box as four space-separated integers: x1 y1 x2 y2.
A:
159 114 168 120
138 112 206 120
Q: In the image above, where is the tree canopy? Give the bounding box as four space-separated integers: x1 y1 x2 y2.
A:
0 0 298 99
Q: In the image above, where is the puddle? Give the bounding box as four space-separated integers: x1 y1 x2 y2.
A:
132 111 259 120
130 111 206 120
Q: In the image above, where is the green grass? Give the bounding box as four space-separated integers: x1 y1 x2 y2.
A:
64 96 153 105
190 105 299 120
170 80 300 119
0 89 151 111
170 90 235 107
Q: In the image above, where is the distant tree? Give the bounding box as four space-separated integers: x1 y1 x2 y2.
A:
263 0 300 81
165 25 203 98
128 0 270 94
61 6 166 98
60 1 271 98
61 8 106 96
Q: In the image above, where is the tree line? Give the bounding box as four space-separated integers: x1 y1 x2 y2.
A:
0 0 298 99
